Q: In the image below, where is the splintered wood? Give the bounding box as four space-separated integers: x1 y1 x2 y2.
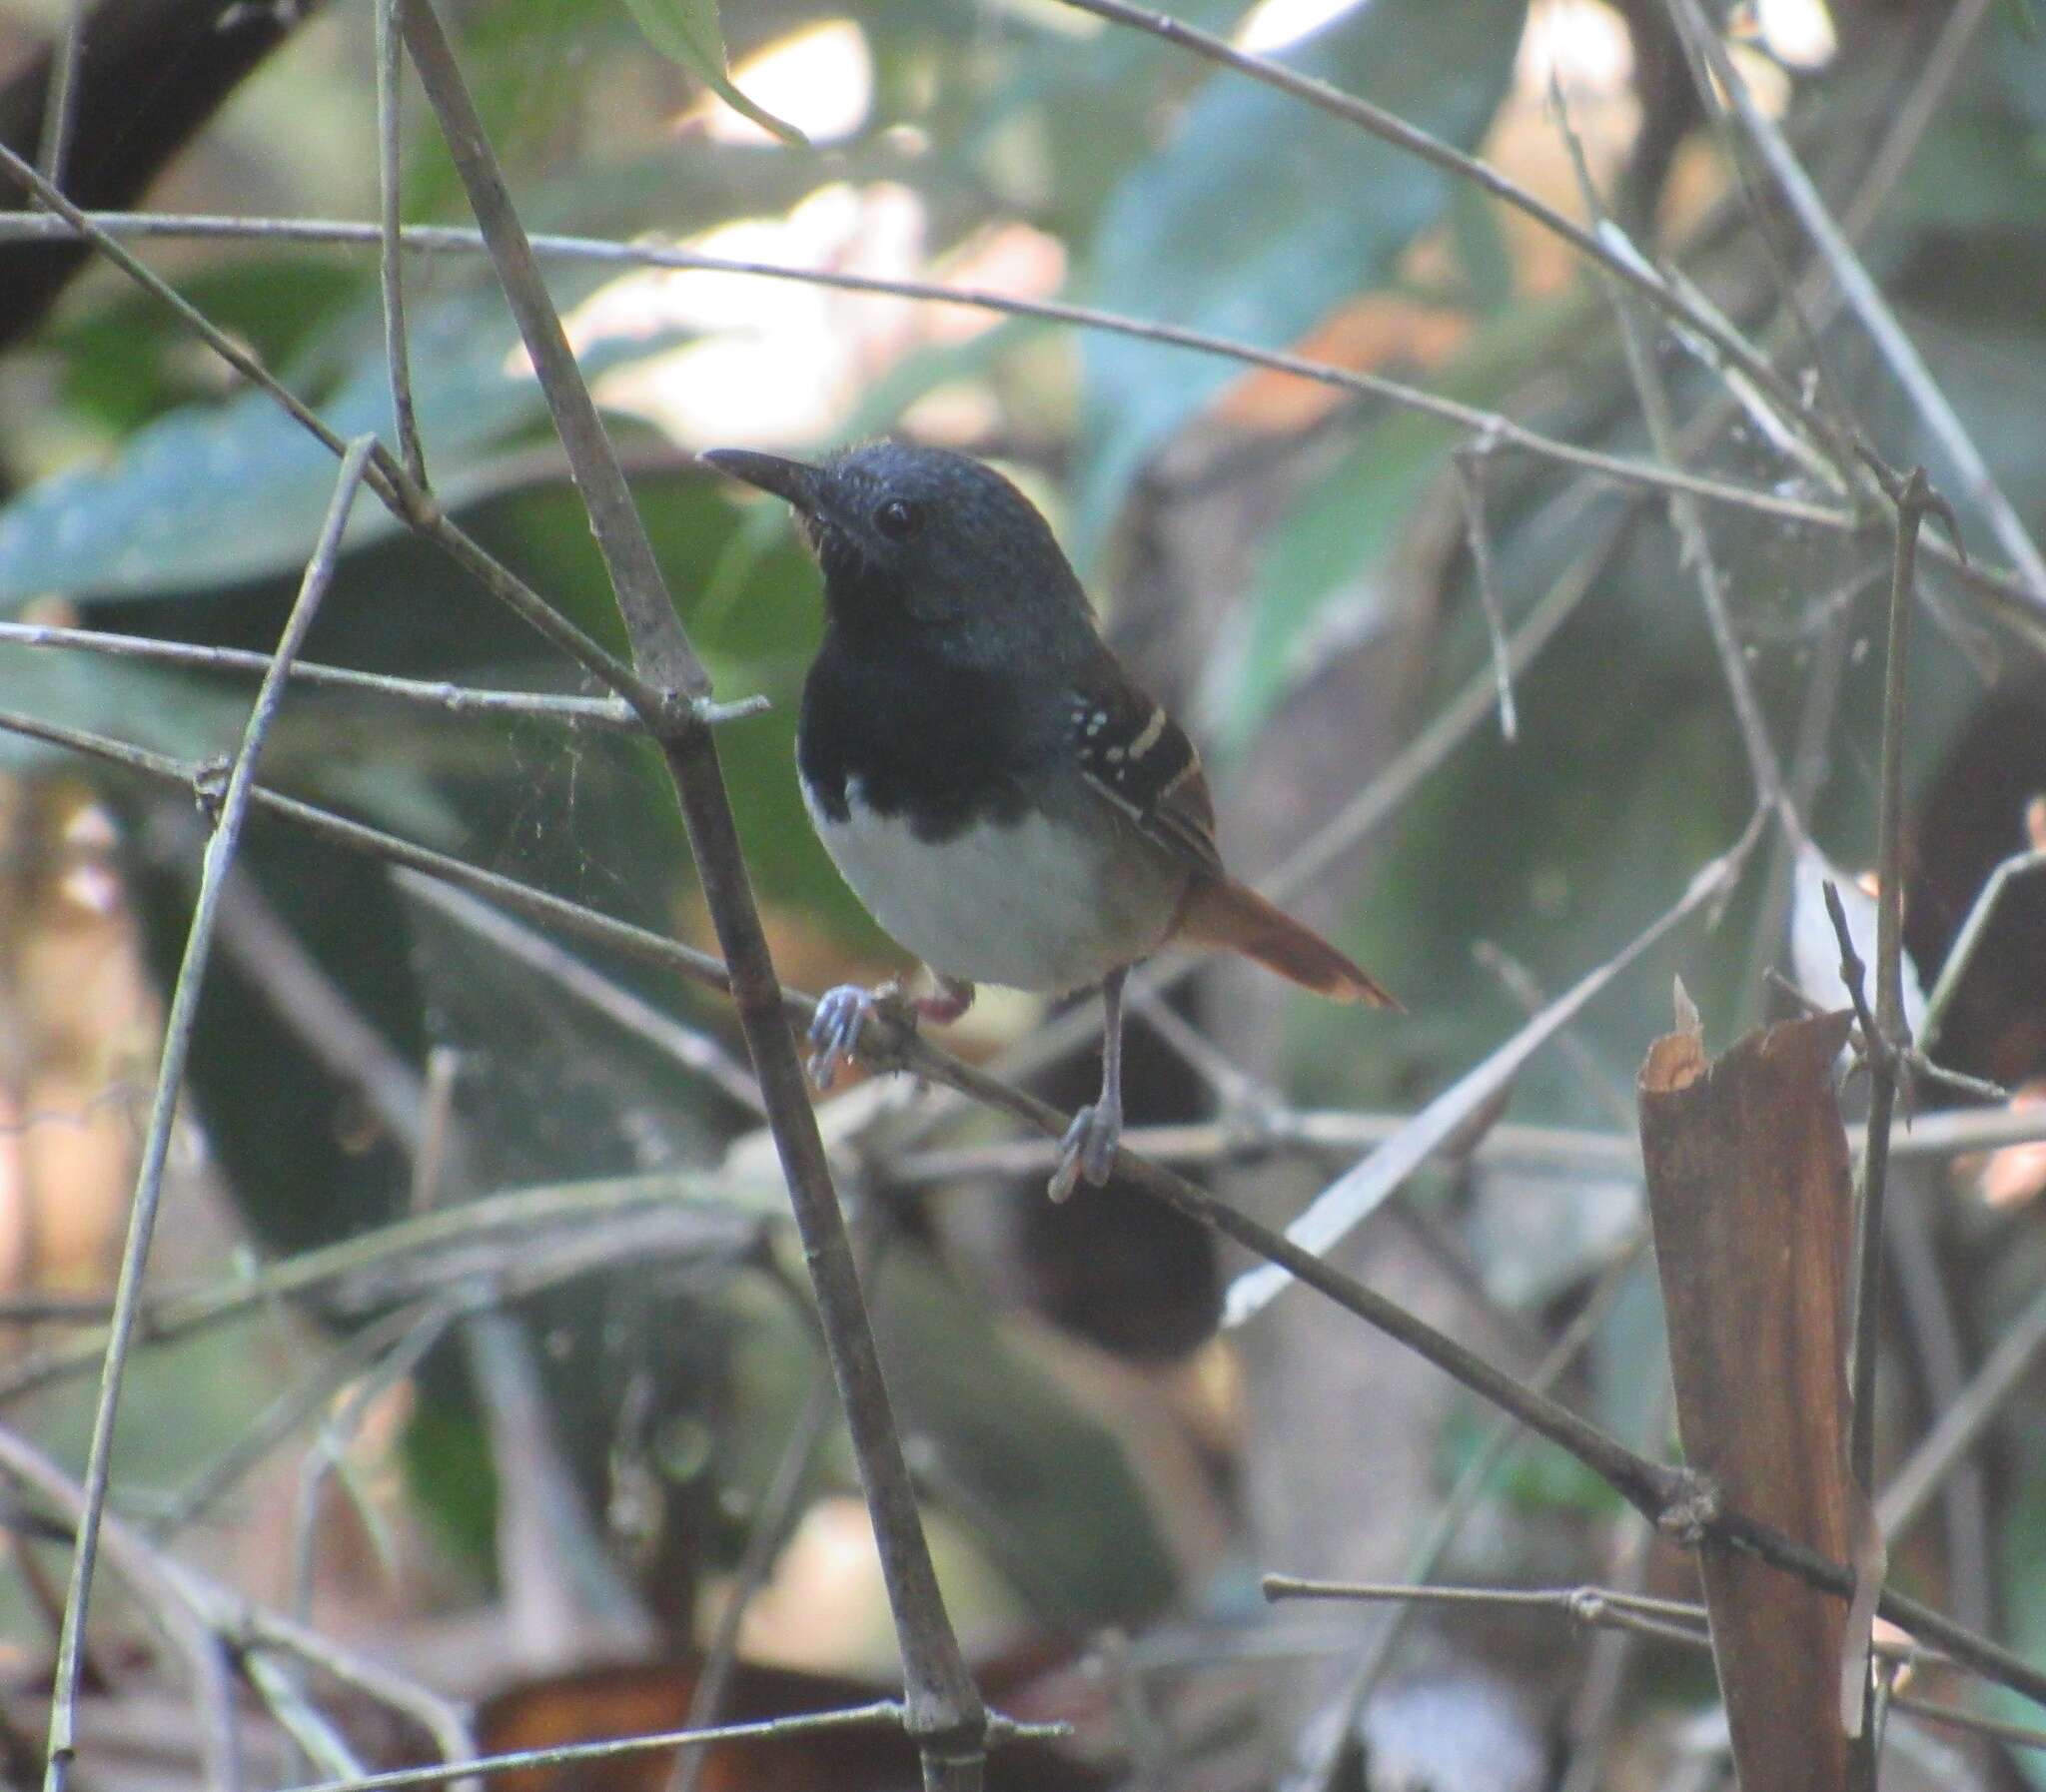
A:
1637 1004 1860 1792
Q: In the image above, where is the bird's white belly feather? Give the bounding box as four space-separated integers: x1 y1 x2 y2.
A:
804 776 1181 992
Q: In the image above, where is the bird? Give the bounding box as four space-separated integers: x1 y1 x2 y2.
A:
700 441 1398 1201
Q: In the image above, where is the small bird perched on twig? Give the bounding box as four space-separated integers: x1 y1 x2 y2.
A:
701 441 1398 1201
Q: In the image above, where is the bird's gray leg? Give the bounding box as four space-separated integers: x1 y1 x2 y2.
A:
1049 966 1127 1202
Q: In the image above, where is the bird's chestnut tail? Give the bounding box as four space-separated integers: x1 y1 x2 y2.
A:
1179 877 1402 1010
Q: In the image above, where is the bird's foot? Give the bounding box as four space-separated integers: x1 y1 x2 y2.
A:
1048 1094 1123 1203
805 975 975 1090
807 982 908 1088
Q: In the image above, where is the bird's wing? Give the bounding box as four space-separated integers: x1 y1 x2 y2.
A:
1065 656 1225 879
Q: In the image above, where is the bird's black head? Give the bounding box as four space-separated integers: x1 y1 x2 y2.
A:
700 441 1094 656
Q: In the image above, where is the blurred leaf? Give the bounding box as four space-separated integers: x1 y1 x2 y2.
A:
1894 114 2046 232
1991 1466 2046 1788
1447 180 1517 315
124 823 426 1266
0 646 255 774
1072 0 1527 555
866 1246 1178 1626
1199 409 1457 749
1464 1166 1639 1311
619 0 809 145
725 1240 1179 1628
1439 1404 1624 1517
0 270 692 612
43 259 365 440
946 0 1247 238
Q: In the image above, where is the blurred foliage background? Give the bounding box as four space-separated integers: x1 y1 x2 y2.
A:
0 0 2045 1786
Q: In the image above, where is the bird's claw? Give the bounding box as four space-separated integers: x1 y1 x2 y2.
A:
1048 1097 1122 1203
807 985 876 1088
806 983 922 1088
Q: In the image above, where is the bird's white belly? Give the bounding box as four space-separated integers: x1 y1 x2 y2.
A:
804 778 1181 993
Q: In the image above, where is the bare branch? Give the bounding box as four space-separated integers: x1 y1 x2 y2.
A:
34 0 85 186
0 619 766 729
1923 838 2046 1049
394 3 986 1780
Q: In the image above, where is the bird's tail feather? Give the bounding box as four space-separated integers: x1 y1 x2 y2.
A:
1179 877 1401 1009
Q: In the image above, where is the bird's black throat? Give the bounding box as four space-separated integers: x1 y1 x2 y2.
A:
797 611 1044 846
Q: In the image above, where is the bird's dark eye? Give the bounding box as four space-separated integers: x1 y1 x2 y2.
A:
874 497 923 540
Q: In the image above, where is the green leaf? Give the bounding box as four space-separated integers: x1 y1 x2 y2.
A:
619 0 809 146
1201 409 1457 750
0 268 692 611
1072 0 1528 557
1992 1465 2046 1788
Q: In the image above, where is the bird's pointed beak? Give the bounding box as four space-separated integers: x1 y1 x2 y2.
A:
699 448 826 516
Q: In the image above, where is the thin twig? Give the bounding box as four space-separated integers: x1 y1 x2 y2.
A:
1557 1380 1675 1792
375 0 426 487
1263 1576 1949 1681
1849 466 1940 1496
1892 1692 2046 1755
152 1302 447 1538
1124 979 1275 1114
7 201 2045 631
1451 440 1517 740
1923 841 2046 1049
397 0 702 700
280 1702 1063 1792
1658 0 1861 458
0 1433 244 1792
1267 1574 1708 1633
287 1304 460 1626
0 620 765 728
1882 1164 1994 1633
41 438 377 1792
1836 0 1995 246
236 1603 477 1777
1470 940 1636 1130
34 0 86 187
0 1174 762 1408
